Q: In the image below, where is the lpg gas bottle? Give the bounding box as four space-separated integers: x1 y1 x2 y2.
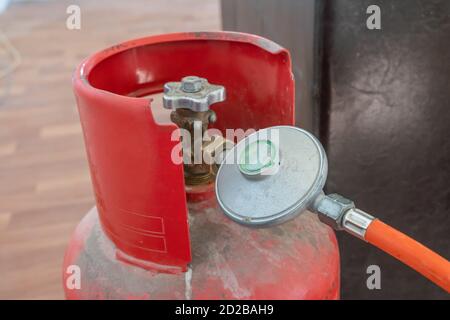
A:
63 32 340 299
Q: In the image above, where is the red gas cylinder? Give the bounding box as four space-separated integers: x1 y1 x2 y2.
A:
63 32 340 299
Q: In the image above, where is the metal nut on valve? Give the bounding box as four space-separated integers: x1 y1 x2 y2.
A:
181 76 204 93
312 193 355 230
163 76 226 112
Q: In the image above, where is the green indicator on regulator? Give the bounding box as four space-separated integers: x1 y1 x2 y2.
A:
238 139 279 177
216 126 328 226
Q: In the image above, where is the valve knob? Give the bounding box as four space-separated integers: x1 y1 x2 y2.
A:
163 76 226 112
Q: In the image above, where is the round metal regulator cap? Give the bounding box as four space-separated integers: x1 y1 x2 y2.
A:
215 126 328 227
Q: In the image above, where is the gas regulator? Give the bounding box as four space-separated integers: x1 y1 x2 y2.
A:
215 125 450 292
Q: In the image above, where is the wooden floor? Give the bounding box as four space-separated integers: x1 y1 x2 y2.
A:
0 0 221 299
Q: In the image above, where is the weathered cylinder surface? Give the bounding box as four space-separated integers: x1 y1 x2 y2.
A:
63 202 340 299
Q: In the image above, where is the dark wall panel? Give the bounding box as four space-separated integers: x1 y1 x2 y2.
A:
222 0 319 134
322 0 450 299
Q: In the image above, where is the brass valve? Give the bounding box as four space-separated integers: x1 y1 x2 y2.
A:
163 76 226 186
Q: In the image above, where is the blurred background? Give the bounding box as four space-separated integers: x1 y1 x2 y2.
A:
0 0 448 299
0 0 221 299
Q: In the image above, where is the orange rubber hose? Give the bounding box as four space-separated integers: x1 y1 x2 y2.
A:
365 219 450 292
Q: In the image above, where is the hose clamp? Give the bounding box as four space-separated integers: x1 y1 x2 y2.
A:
342 208 375 240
